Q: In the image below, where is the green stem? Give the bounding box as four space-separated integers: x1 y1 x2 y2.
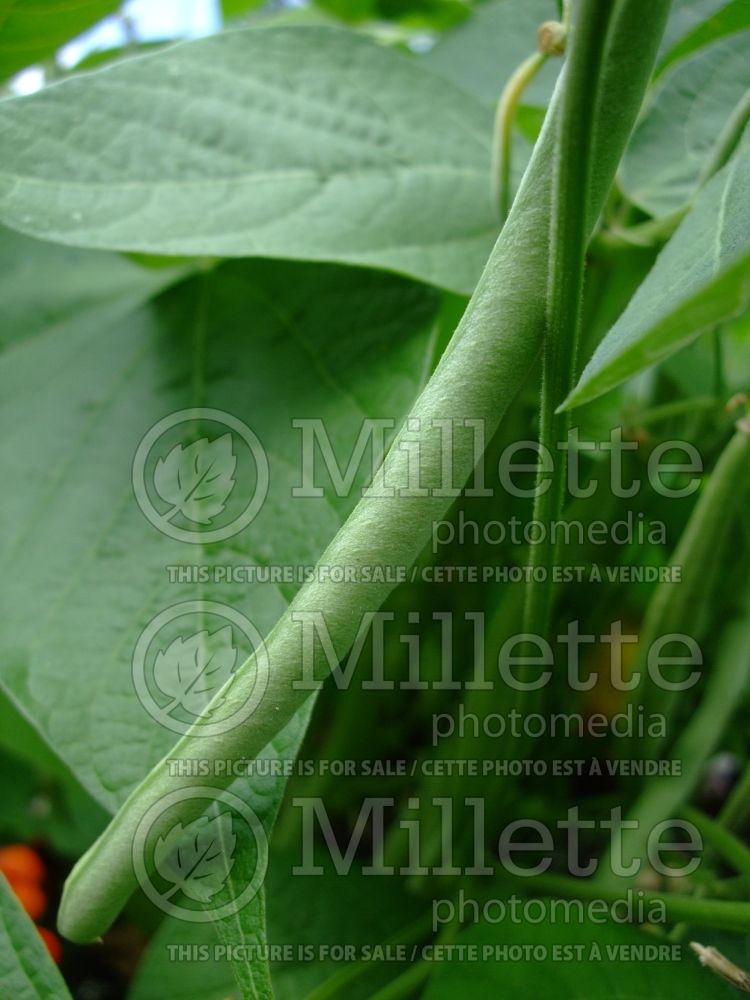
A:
492 51 549 224
712 327 726 398
366 918 459 1000
367 961 430 1000
306 912 433 1000
512 871 750 934
599 592 750 887
523 0 613 642
720 767 750 832
630 423 750 755
628 396 718 428
682 806 750 883
596 207 687 250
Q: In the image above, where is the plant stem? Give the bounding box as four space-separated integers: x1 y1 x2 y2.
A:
366 918 459 1000
491 3 571 223
682 806 750 882
306 912 433 1000
523 0 613 642
598 594 750 886
629 396 718 428
630 422 750 755
509 871 750 934
492 52 548 224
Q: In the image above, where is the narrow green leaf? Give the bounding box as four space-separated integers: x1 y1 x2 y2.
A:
0 25 497 294
0 873 71 1000
0 0 119 81
564 144 750 411
621 31 750 217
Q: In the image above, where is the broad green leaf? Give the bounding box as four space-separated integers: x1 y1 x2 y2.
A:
422 916 730 997
0 873 71 1000
0 0 119 82
0 247 437 810
620 31 750 216
0 235 436 994
425 0 561 107
0 226 179 350
659 0 750 70
565 143 750 410
0 25 497 294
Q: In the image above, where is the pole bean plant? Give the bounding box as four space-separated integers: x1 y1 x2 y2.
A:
1 0 750 996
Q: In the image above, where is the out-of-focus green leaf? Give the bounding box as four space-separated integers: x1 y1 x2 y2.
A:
0 873 71 999
0 0 119 82
659 0 750 70
315 0 471 29
0 26 497 294
425 0 560 107
0 248 437 811
565 144 750 410
657 0 734 61
620 31 750 217
0 234 436 993
0 226 180 350
221 0 266 19
422 917 730 997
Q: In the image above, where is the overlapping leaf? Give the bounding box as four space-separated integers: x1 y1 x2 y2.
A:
0 227 437 996
0 25 497 293
658 0 750 69
620 30 750 216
